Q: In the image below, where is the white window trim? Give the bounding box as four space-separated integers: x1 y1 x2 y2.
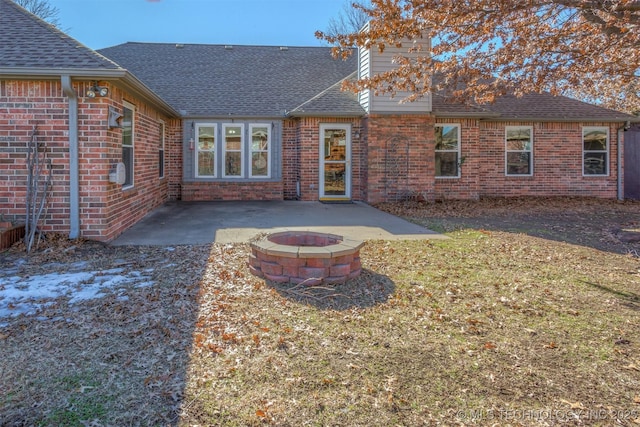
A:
195 123 217 178
582 126 609 177
435 123 461 179
122 101 135 189
249 123 272 178
159 121 165 179
505 126 534 177
222 124 244 178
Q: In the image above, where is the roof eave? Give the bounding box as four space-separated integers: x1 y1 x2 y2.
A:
434 112 500 119
286 111 366 118
0 66 127 79
481 116 635 123
0 67 180 118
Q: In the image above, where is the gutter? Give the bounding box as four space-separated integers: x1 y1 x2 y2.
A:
1 67 180 118
60 75 80 239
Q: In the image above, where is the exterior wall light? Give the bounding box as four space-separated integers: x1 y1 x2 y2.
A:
86 83 108 98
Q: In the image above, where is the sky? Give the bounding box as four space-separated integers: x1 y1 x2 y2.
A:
49 0 349 50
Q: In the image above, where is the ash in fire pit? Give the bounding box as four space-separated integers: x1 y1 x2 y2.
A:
249 231 364 286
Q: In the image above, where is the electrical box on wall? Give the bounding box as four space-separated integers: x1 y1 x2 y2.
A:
109 162 126 185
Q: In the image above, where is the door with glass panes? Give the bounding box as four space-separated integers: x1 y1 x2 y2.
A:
319 124 351 200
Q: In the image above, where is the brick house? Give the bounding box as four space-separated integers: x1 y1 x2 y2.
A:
0 0 635 242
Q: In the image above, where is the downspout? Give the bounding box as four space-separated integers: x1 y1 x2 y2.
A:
61 75 80 238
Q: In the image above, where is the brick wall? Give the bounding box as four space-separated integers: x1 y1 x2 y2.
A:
364 115 620 203
476 121 619 199
0 79 177 242
282 119 299 199
433 118 481 200
294 117 364 201
181 181 283 200
365 114 435 203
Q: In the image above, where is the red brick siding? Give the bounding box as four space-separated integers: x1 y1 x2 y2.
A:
282 118 298 199
167 118 183 200
434 118 481 200
0 79 177 241
294 117 364 201
476 121 619 198
365 114 435 203
181 181 283 200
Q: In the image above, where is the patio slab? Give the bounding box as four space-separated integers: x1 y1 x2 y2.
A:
110 200 447 246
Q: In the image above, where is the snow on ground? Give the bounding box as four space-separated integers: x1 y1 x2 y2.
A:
0 266 155 325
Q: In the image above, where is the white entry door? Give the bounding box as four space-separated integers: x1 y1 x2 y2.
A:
319 124 351 200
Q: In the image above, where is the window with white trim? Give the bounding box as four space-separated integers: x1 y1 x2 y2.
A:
194 122 273 179
223 124 243 177
196 124 216 177
583 127 608 176
250 124 270 178
505 126 533 176
122 101 135 188
158 121 165 179
435 124 460 178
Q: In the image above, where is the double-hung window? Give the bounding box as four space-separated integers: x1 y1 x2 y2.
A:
250 124 270 178
505 126 533 176
223 124 243 177
435 124 460 178
583 127 608 176
195 122 272 179
196 124 217 177
122 101 135 188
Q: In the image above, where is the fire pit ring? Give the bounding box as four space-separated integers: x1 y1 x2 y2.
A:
248 231 364 286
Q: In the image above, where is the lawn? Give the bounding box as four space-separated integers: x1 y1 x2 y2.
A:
1 199 639 426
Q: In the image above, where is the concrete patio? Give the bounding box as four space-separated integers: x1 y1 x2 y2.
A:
110 200 446 245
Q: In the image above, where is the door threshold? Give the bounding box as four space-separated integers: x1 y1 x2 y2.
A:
319 198 353 204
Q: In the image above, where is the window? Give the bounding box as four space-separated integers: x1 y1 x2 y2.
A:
250 124 270 178
435 124 460 178
196 124 216 177
223 124 243 177
583 127 608 176
505 126 533 176
158 121 165 179
194 122 273 179
122 102 135 188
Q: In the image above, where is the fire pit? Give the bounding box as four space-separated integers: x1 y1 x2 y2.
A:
248 231 364 285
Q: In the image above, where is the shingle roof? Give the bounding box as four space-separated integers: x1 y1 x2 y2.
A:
98 43 363 118
288 72 364 116
431 79 633 121
0 0 121 70
478 92 633 121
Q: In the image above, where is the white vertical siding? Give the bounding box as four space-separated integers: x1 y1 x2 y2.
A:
358 33 432 114
358 46 371 112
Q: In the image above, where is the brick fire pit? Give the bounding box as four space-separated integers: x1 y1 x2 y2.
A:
248 231 364 285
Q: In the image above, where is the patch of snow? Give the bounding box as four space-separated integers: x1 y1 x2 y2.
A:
0 268 155 321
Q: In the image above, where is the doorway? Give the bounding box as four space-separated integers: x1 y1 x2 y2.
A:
319 124 351 201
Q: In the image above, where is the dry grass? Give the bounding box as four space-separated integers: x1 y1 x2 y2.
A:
180 234 640 426
1 198 639 426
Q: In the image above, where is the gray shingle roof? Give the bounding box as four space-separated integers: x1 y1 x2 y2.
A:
288 72 364 116
0 0 121 70
478 92 633 121
98 43 363 118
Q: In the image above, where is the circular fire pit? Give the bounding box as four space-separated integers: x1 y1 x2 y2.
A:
249 231 364 286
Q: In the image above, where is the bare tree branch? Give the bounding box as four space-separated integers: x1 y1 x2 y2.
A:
12 0 62 28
